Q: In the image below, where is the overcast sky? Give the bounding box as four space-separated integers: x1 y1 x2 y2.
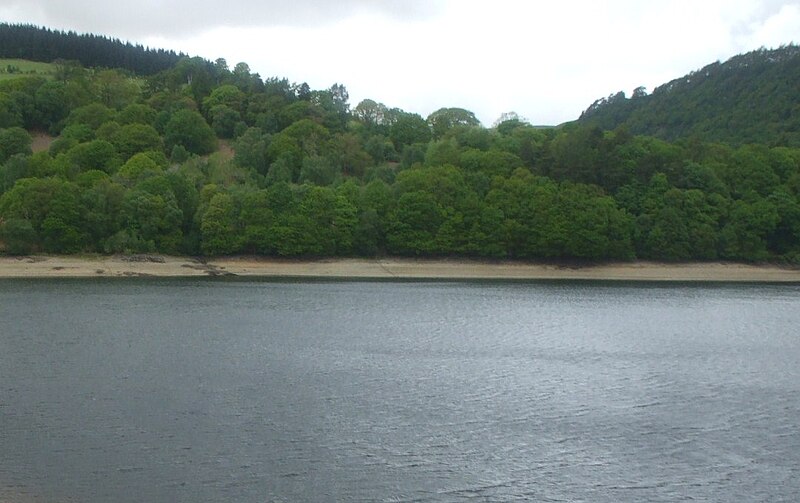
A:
2 0 799 125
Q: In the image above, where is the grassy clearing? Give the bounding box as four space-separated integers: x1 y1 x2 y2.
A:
0 59 55 80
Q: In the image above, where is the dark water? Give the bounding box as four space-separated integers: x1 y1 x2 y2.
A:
1 278 799 502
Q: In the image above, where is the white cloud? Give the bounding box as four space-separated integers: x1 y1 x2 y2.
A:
0 0 442 37
742 4 800 48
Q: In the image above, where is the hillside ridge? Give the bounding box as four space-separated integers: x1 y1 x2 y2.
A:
0 23 186 75
578 45 800 146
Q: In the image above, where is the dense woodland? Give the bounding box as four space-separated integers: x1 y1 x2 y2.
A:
579 45 800 147
1 26 799 262
0 23 184 75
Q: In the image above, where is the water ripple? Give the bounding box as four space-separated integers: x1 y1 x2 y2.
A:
1 280 799 502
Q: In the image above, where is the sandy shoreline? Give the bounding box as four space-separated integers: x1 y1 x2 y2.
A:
0 255 799 282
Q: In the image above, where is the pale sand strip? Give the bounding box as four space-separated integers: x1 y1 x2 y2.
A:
1 256 800 282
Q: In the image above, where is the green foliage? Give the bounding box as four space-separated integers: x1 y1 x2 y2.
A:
330 132 370 177
120 187 183 253
425 138 460 167
41 215 83 253
112 123 163 160
387 191 443 255
579 45 800 147
170 144 190 164
1 154 30 192
116 152 163 184
0 217 36 254
164 109 217 155
33 80 76 131
116 103 157 126
63 103 114 130
238 189 275 253
299 156 338 186
0 177 85 252
460 149 523 179
389 112 431 150
265 156 294 185
80 175 125 248
58 123 94 143
0 126 31 163
427 107 481 139
233 127 268 174
64 140 119 174
294 186 357 255
718 198 780 261
0 24 184 75
209 104 240 138
0 91 22 128
103 229 156 254
200 192 240 255
94 70 140 109
1 39 799 264
363 135 397 164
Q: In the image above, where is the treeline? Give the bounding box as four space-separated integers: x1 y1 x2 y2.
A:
0 24 185 75
579 45 800 147
0 50 799 262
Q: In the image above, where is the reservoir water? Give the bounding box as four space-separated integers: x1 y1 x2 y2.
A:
1 278 799 502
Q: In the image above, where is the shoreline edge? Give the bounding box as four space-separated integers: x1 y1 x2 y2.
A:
1 256 800 282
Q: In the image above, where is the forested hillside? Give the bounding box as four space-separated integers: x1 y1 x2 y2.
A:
1 27 799 263
579 45 800 147
0 23 184 75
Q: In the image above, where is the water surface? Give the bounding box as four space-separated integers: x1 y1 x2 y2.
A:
1 279 799 502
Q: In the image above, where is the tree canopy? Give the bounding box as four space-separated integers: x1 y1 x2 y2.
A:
1 29 800 264
578 45 800 147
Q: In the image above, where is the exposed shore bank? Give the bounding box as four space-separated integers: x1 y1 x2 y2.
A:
1 255 800 282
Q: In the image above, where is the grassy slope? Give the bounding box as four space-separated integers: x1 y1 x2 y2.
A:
0 58 54 80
